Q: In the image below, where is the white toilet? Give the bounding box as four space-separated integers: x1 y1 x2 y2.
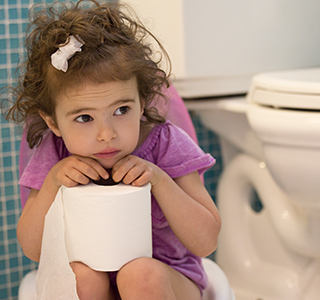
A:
247 68 320 207
187 67 320 300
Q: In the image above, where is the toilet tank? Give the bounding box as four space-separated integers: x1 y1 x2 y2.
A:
120 0 320 98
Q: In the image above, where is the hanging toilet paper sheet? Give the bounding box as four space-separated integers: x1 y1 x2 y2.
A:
35 182 152 300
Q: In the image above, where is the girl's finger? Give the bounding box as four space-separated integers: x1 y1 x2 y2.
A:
121 167 143 185
131 171 151 186
112 156 137 182
75 156 109 179
113 157 154 185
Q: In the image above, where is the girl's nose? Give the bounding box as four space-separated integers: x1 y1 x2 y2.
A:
97 124 116 142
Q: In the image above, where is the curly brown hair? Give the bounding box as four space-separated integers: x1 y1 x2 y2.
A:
4 0 171 148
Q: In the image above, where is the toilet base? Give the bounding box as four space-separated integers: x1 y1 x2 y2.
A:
217 154 320 300
234 289 280 300
234 287 320 300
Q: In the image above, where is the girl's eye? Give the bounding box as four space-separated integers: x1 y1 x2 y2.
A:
75 115 93 123
114 106 129 116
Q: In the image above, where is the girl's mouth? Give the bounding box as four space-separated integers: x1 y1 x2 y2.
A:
94 149 120 159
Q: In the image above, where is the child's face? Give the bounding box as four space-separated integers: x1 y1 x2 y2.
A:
42 78 144 169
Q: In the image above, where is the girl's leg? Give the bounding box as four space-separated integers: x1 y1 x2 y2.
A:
116 257 202 300
70 262 117 300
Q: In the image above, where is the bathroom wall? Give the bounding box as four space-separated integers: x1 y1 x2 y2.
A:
0 1 39 298
190 112 222 203
0 1 222 299
0 1 68 298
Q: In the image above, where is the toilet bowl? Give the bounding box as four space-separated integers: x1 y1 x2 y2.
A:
185 67 320 300
18 258 235 300
247 68 320 207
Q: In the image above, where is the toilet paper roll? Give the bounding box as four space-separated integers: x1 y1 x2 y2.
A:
35 182 152 300
63 182 152 271
36 188 79 300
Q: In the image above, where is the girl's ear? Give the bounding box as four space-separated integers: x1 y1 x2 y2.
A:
140 99 145 117
39 111 62 137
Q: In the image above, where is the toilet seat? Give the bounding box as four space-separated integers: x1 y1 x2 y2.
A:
248 68 320 110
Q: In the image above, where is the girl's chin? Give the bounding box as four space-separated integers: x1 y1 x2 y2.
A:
97 159 116 170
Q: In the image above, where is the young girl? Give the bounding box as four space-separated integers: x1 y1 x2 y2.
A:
5 1 221 299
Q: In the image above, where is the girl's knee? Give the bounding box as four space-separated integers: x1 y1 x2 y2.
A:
117 257 171 292
116 258 202 300
70 262 113 300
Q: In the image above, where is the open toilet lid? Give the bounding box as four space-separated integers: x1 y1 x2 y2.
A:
248 68 320 110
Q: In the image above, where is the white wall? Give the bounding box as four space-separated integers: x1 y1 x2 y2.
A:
119 0 186 79
119 1 320 98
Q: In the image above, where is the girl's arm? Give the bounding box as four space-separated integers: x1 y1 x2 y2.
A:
153 170 221 257
112 155 221 257
17 155 108 262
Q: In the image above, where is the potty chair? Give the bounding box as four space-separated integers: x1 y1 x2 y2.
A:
18 85 235 300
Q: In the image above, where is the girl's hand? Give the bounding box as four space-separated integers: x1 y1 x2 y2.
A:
112 155 162 187
49 155 109 188
18 155 108 262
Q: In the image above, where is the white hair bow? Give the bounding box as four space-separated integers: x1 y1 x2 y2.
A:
51 35 84 72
